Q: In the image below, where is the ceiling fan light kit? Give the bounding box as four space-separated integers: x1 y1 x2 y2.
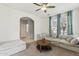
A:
33 3 56 13
41 7 46 11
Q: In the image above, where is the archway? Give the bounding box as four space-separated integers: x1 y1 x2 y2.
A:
20 17 34 42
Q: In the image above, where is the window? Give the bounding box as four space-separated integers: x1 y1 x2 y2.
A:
50 11 73 37
60 13 68 35
51 16 57 37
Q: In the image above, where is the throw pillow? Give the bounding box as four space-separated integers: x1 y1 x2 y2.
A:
70 39 79 45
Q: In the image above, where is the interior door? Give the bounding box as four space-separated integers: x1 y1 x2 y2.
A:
20 20 27 39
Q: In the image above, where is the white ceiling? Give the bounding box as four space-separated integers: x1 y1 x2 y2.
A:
0 3 79 18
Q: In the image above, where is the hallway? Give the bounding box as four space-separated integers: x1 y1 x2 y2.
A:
20 17 34 43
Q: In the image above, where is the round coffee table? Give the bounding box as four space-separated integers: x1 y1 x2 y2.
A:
36 40 52 52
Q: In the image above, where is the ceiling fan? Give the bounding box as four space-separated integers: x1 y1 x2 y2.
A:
33 3 56 13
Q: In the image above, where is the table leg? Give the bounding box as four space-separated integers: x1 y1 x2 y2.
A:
39 45 42 52
26 43 30 49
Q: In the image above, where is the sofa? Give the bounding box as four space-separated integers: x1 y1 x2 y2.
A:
46 37 79 53
0 40 26 56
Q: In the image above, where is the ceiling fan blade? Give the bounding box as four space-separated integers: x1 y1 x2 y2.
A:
47 6 56 8
35 8 41 11
42 3 48 5
33 3 41 6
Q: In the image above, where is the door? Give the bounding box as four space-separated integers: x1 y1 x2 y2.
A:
20 17 34 40
20 20 28 39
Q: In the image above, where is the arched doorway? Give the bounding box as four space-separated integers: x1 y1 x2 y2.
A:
20 17 34 42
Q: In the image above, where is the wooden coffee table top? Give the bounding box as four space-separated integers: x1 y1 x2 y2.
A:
37 39 49 46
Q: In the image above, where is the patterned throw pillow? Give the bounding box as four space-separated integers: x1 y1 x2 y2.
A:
76 37 79 41
70 39 79 45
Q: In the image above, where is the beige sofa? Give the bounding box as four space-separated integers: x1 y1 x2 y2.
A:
46 37 79 53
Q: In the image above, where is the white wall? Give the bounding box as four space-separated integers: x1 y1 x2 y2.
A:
1 4 79 42
38 17 49 34
72 8 79 36
0 5 49 42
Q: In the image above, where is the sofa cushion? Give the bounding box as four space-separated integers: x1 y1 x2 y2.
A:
46 37 73 45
